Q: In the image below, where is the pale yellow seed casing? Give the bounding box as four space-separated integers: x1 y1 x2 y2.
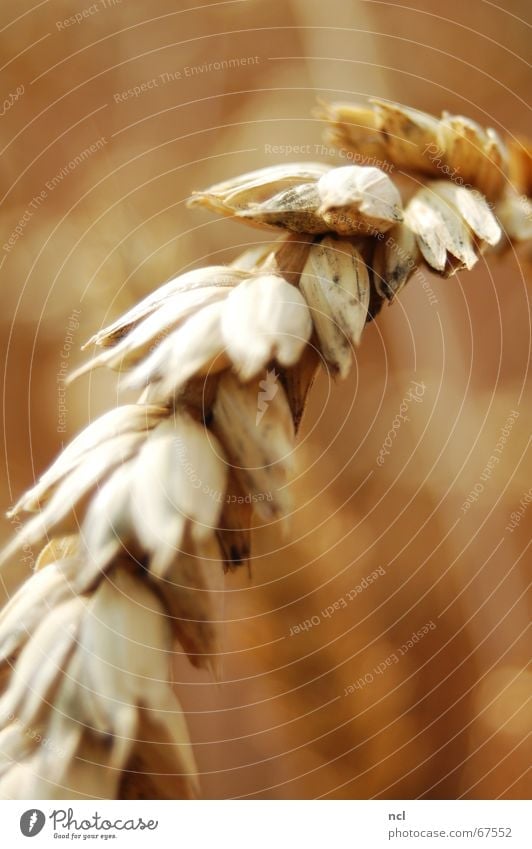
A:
221 273 313 381
430 181 501 246
0 563 73 668
369 99 442 172
237 183 328 234
155 536 224 676
437 112 507 202
212 371 295 521
318 99 509 200
129 416 227 576
190 163 404 237
188 162 331 215
405 187 478 273
0 431 149 567
299 236 370 377
373 222 420 300
83 266 249 350
125 300 230 401
8 404 165 516
317 165 403 235
496 190 532 243
508 137 532 198
72 285 232 379
35 535 79 570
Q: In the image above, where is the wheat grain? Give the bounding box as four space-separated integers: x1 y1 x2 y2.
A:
316 98 508 200
0 99 530 799
299 236 369 376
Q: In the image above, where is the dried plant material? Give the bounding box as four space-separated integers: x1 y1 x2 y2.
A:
122 271 312 393
84 266 248 350
216 473 252 570
0 597 85 730
0 724 120 799
238 182 327 233
174 372 221 421
260 232 314 285
125 300 230 400
0 566 199 798
431 182 501 246
318 99 509 199
437 112 507 202
406 188 478 273
19 734 128 800
126 704 200 800
496 190 532 244
49 570 199 798
8 405 165 516
188 162 331 216
1 433 146 566
35 535 79 570
190 164 402 236
280 344 321 432
78 415 227 584
72 285 231 379
230 242 274 270
154 537 223 674
317 166 403 235
318 99 441 172
0 564 73 668
221 273 312 380
299 236 370 376
373 222 420 300
78 463 137 582
0 723 35 783
405 181 501 275
508 137 532 197
212 371 294 521
130 417 226 576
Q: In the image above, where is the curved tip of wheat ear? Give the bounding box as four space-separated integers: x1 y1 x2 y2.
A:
0 98 530 799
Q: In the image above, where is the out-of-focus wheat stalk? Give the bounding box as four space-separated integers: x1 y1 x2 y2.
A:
0 101 530 799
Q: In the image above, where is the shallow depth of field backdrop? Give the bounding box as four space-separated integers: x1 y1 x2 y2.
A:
0 0 530 799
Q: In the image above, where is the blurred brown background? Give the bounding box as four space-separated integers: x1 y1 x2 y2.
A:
0 0 530 799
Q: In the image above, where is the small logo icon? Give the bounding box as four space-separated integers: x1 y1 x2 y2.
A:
256 368 279 425
20 810 45 837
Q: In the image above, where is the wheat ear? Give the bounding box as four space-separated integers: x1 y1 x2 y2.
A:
0 100 530 799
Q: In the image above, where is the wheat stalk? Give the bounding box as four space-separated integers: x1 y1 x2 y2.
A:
0 100 529 800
